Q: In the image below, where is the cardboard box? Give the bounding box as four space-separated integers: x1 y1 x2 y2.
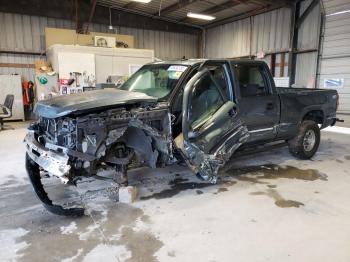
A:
45 28 134 50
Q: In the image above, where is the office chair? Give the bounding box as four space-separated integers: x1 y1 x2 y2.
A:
0 94 14 131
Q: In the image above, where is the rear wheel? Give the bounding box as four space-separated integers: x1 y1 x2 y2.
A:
288 120 320 159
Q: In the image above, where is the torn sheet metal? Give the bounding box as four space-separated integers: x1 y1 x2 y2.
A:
25 95 172 216
181 124 250 183
25 131 71 183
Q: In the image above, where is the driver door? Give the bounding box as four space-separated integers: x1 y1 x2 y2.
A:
176 69 249 182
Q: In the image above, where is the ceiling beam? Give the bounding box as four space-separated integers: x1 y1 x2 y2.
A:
85 0 97 33
153 0 201 16
205 1 289 28
75 0 82 33
0 0 201 34
296 0 318 28
123 1 140 9
195 0 241 15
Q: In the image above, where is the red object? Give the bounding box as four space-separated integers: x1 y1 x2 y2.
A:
59 78 69 85
23 80 35 106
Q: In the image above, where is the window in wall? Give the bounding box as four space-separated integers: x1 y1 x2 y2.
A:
189 73 225 130
234 64 268 97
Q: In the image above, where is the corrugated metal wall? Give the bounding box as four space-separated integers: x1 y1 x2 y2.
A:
294 0 321 88
205 18 251 58
0 12 199 82
319 0 350 113
87 23 199 60
205 7 292 58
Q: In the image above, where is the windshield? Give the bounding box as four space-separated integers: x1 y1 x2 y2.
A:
120 64 188 98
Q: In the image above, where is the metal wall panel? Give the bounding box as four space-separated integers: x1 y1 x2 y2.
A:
88 22 199 59
205 8 292 58
319 0 350 112
205 18 251 58
294 1 321 88
0 12 199 82
251 8 292 55
295 52 318 88
0 54 37 82
298 0 321 50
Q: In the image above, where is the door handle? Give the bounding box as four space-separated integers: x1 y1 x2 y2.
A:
266 102 274 110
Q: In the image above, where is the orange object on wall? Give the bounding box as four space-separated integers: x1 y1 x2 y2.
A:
23 81 35 106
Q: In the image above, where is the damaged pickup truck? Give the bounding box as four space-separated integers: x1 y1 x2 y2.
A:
25 59 339 216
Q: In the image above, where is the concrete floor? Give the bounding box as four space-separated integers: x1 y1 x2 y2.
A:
1 122 350 262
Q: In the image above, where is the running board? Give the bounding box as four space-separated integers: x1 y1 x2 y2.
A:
234 141 288 158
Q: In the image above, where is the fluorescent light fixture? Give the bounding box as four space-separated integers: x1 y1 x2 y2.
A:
187 12 215 21
326 9 350 16
130 0 152 3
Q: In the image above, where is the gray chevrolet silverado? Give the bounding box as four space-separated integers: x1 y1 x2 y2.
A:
25 59 339 215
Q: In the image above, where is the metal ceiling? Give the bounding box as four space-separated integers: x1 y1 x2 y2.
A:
97 0 296 28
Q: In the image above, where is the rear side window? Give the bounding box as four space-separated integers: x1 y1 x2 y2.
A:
234 64 268 97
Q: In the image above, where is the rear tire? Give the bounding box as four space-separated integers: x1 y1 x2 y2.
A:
288 120 320 159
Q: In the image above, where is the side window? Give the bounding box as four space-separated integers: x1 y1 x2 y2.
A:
234 64 268 97
189 73 225 130
205 65 231 100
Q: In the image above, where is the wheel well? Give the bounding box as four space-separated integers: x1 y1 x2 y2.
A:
303 110 324 125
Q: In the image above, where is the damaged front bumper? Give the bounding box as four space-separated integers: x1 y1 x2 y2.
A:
25 131 71 183
25 131 84 216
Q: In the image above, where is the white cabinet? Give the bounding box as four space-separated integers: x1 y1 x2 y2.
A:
0 75 24 121
95 55 114 83
47 44 154 84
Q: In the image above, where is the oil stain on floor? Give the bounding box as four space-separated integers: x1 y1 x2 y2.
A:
223 164 327 209
250 189 304 208
140 178 213 200
225 164 327 183
140 175 237 200
140 164 327 201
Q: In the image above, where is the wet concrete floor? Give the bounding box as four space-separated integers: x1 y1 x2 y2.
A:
1 123 350 261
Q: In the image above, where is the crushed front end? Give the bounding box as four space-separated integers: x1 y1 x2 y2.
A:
25 102 173 216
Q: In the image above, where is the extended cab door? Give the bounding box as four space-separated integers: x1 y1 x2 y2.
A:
231 62 280 142
176 68 249 182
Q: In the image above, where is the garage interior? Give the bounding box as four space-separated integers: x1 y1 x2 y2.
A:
1 0 350 261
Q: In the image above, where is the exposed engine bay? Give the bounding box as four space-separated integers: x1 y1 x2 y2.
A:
25 102 174 215
26 102 173 182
